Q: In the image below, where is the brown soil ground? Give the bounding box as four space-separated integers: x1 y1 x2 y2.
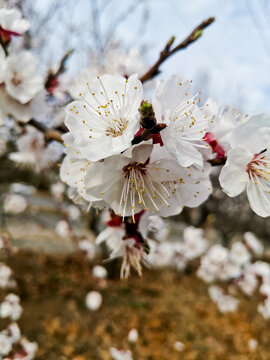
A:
1 251 270 360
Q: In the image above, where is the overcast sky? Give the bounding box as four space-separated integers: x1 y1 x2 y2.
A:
36 0 270 115
114 0 270 115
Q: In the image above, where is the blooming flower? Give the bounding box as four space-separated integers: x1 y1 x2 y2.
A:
250 261 270 283
219 114 270 217
229 241 251 266
0 264 14 288
7 323 21 344
208 285 239 313
3 194 27 214
19 337 38 360
138 212 168 242
0 294 22 321
60 133 102 205
70 48 147 99
244 232 264 256
65 74 142 161
0 87 47 124
104 48 147 78
69 65 101 99
84 143 212 221
238 271 258 296
180 226 208 260
0 7 29 42
147 241 176 269
197 245 230 283
203 99 244 158
152 75 211 167
0 332 12 356
4 51 43 104
9 126 62 171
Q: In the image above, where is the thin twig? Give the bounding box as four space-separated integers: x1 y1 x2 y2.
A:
19 18 216 148
207 157 227 166
26 119 63 144
139 17 215 83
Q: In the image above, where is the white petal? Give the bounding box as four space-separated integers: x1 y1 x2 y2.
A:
247 181 270 217
219 147 252 197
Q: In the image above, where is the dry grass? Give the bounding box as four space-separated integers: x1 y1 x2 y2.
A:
1 251 270 360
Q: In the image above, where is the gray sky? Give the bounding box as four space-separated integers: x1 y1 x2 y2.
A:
34 0 270 115
116 0 270 115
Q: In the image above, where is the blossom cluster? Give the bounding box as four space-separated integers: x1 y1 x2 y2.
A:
0 3 270 285
59 68 270 276
197 232 270 318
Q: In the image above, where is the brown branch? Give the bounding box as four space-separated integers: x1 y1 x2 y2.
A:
17 19 215 147
139 17 215 83
208 157 227 166
45 49 74 93
27 119 64 144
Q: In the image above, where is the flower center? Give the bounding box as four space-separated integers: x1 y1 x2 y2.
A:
11 71 23 87
106 118 128 137
247 150 270 184
116 161 173 221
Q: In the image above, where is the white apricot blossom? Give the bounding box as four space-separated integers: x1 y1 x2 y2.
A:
219 114 270 217
60 133 101 205
0 87 47 124
208 285 239 313
69 65 101 99
0 293 22 321
70 48 146 99
0 332 12 356
104 48 147 78
152 74 210 167
96 225 125 250
203 99 245 158
84 143 212 221
9 126 62 171
230 241 250 266
0 263 13 288
4 51 43 104
244 232 264 256
65 74 142 161
0 7 29 38
179 226 208 260
3 194 27 214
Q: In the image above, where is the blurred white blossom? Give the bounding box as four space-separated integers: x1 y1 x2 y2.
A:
85 291 102 311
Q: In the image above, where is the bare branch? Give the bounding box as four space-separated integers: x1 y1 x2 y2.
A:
26 119 64 144
139 17 215 83
208 157 227 166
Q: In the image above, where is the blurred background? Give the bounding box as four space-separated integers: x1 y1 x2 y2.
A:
1 0 270 359
25 0 270 113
